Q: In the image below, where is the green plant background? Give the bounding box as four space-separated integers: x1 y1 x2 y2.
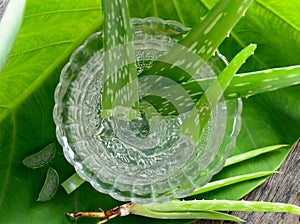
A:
0 0 299 223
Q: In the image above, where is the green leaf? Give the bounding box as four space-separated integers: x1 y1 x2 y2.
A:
139 0 254 83
101 0 140 119
219 0 300 71
144 65 300 116
0 1 112 223
189 171 276 196
224 144 288 167
141 199 300 216
0 0 300 223
133 203 245 222
0 0 26 71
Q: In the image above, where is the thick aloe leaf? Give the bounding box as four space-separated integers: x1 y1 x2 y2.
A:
139 0 253 83
0 0 26 71
0 0 300 224
101 0 140 119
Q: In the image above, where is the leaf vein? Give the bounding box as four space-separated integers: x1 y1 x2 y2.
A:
255 0 300 32
9 39 76 58
172 0 185 26
24 7 101 19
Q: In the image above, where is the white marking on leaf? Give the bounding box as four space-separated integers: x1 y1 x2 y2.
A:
234 82 250 87
227 93 239 97
262 77 279 82
204 13 223 35
286 74 299 78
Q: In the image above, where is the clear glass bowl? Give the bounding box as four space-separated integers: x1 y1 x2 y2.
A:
53 17 242 203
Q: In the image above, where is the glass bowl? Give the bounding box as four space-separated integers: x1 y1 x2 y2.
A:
53 17 242 203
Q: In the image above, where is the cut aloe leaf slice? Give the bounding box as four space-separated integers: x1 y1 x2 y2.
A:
61 173 85 194
22 143 56 169
101 0 139 120
181 44 256 144
37 167 59 202
139 0 254 83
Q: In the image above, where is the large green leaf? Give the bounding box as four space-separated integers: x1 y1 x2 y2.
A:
0 0 299 223
0 1 114 223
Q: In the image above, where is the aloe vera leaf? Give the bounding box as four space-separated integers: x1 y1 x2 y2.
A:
143 65 300 116
139 0 254 83
184 65 300 100
0 0 26 71
101 0 139 120
225 144 289 167
22 143 56 169
132 204 244 222
61 172 85 194
37 167 59 202
189 171 276 196
145 200 300 216
181 44 256 144
226 65 300 98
